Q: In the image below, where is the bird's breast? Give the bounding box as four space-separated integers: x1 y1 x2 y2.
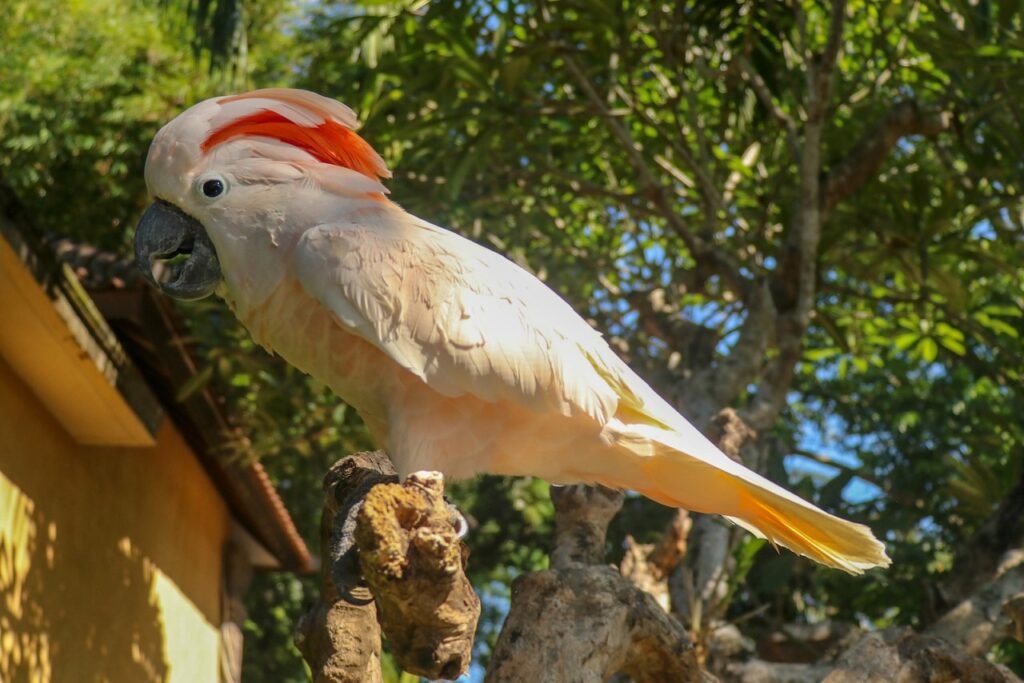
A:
239 275 395 429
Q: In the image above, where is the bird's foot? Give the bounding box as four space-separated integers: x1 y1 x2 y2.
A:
444 497 470 539
404 470 470 539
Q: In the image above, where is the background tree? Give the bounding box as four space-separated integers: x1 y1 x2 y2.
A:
296 0 1023 671
2 0 1022 680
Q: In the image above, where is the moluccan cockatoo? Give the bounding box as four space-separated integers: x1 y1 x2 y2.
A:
134 89 890 573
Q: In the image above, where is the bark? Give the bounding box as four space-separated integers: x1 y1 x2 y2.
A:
721 554 1024 682
295 587 383 683
356 470 480 679
821 628 1020 682
927 550 1024 657
295 453 390 683
486 485 706 682
620 510 691 614
727 628 1021 683
295 452 479 682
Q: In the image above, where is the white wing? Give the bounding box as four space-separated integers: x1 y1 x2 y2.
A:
291 212 647 425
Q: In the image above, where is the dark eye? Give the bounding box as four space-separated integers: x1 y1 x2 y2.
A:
202 179 224 198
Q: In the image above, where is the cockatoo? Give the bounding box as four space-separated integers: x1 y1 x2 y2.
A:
134 88 889 573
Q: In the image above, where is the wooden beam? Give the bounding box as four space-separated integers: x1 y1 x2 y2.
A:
0 230 162 446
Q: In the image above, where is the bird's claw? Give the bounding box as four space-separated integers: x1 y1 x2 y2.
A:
445 497 470 539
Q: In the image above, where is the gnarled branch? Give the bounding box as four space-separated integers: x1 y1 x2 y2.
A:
357 470 479 679
487 485 705 682
728 627 1021 683
295 452 392 683
295 452 479 682
928 552 1024 657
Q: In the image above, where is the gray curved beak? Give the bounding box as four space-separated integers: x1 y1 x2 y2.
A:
134 200 221 301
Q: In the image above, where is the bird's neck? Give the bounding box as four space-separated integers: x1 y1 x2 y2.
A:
213 193 398 318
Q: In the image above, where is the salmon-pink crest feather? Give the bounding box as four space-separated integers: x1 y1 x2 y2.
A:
201 89 391 182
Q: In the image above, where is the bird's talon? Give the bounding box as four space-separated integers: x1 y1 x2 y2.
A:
444 497 470 539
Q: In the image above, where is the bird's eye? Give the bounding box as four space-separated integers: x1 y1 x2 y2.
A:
202 179 225 198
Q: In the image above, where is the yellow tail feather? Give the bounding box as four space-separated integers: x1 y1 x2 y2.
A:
602 427 891 575
731 485 891 574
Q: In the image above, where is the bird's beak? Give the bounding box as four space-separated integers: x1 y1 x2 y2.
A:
134 200 221 301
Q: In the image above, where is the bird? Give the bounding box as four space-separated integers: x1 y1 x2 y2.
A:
134 88 890 574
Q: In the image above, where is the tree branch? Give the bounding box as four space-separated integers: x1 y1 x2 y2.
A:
670 410 758 655
685 281 778 421
819 0 846 89
928 553 1024 657
823 99 953 212
295 453 479 682
736 55 801 161
356 471 479 679
296 454 390 683
806 0 848 123
487 485 705 682
611 82 723 214
746 1 850 433
559 50 748 298
729 627 1021 683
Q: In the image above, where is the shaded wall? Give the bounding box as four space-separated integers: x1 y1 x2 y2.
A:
0 357 229 682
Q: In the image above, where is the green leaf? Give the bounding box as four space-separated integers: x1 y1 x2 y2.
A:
976 45 1024 59
938 336 967 355
499 55 531 92
175 363 214 402
977 312 1020 338
917 337 939 362
893 332 921 352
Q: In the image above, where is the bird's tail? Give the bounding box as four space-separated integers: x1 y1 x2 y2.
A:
596 421 890 574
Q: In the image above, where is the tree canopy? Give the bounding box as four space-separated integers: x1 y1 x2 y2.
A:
2 0 1022 680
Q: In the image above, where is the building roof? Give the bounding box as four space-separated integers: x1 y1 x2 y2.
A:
0 182 313 574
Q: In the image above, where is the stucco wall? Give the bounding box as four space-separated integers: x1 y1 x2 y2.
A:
0 356 230 683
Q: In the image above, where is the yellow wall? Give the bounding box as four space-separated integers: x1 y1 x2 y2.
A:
0 356 230 683
0 233 157 447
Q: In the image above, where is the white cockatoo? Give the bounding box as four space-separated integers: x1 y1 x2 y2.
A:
134 89 889 573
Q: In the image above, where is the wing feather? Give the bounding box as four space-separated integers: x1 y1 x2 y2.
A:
292 214 624 423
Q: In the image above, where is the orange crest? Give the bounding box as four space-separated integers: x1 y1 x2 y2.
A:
202 106 388 181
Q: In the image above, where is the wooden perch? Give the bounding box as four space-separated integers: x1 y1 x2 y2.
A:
486 485 705 682
927 551 1024 657
356 469 480 678
726 555 1024 683
728 627 1022 683
295 452 479 682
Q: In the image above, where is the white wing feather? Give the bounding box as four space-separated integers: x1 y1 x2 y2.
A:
292 213 631 424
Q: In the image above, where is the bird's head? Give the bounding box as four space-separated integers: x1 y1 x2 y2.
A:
134 88 390 306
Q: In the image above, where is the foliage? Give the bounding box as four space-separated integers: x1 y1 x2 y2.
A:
0 0 293 248
2 0 1022 679
1 0 203 247
297 0 1024 667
